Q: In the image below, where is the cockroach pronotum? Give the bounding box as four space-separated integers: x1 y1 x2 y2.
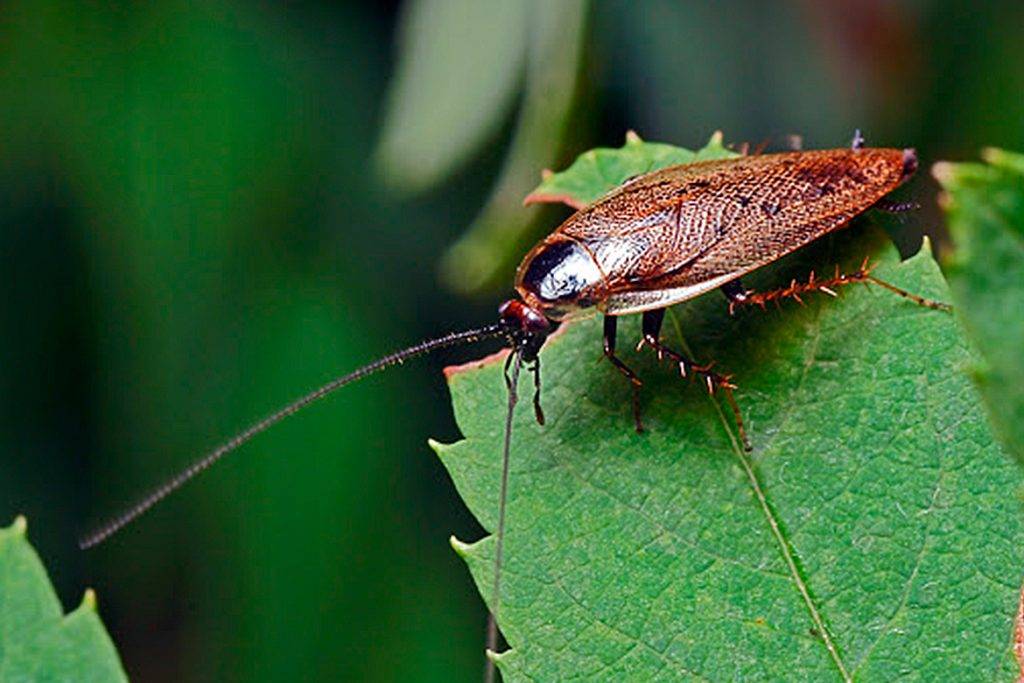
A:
80 132 949 682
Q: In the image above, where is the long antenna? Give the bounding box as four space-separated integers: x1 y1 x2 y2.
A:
80 323 505 550
485 351 521 683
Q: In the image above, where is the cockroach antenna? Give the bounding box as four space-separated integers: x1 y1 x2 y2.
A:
484 350 523 683
81 133 954 679
78 322 513 550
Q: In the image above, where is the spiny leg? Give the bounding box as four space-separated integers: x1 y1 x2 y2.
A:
725 258 952 314
721 278 751 315
603 315 644 432
637 309 733 393
874 198 919 213
636 309 751 451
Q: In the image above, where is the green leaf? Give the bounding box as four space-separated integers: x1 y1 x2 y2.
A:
523 130 740 209
0 517 127 682
435 234 1024 680
933 149 1024 461
375 0 530 192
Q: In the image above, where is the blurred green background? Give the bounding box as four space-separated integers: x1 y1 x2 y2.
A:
1 1 1021 680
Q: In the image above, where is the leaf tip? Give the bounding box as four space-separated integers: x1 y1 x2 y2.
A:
625 130 643 145
12 515 27 536
428 438 452 458
980 146 1024 175
81 588 98 611
449 535 473 558
980 146 1001 164
930 160 955 186
709 130 725 147
523 192 586 209
919 235 935 258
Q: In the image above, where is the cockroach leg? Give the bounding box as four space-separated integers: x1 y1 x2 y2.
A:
864 274 952 311
874 198 920 213
529 358 545 425
851 128 865 151
639 309 752 451
721 279 753 315
603 315 645 432
639 310 734 390
729 257 952 312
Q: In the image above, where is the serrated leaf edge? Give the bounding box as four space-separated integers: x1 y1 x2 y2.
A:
2 518 105 618
523 130 735 209
0 518 127 682
441 239 952 680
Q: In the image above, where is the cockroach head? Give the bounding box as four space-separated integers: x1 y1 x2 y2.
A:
498 299 551 362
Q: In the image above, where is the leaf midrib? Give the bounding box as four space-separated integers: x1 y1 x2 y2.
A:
707 293 970 680
503 327 807 680
704 301 854 681
531 303 852 678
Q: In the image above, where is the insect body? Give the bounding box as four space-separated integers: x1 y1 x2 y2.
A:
83 138 939 683
502 145 921 434
520 148 913 319
515 147 916 320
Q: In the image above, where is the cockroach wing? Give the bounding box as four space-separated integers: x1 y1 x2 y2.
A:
555 148 912 316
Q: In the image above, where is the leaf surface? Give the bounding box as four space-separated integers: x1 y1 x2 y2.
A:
436 140 1024 680
934 148 1024 460
0 517 127 682
524 131 739 209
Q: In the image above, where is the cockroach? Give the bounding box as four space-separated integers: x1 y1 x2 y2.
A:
80 132 948 682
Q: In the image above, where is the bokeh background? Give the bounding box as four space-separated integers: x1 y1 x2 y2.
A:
1 1 1022 680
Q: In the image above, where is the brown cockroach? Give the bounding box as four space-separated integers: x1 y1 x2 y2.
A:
81 132 947 682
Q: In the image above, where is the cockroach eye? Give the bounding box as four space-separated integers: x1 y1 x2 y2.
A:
498 300 551 362
519 240 603 311
498 300 549 333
